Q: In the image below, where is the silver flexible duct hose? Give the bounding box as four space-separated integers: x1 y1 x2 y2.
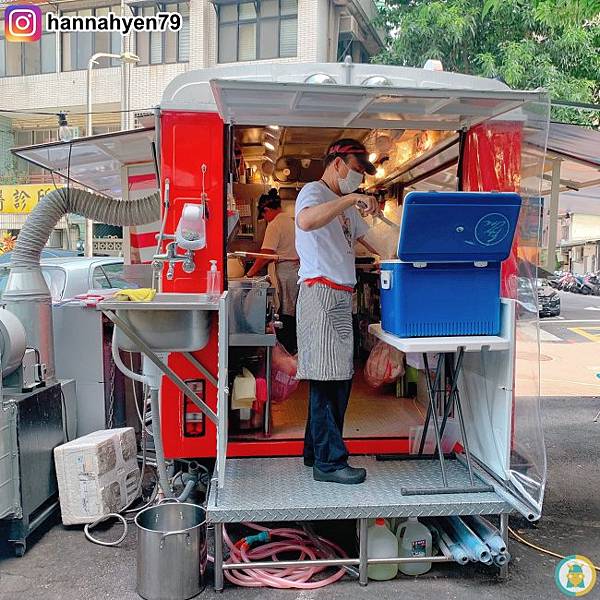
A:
3 187 161 382
9 187 160 269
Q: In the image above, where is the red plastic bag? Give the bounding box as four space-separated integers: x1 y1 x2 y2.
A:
364 341 405 389
271 342 299 403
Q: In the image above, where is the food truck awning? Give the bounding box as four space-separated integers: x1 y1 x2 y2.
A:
546 122 600 167
210 79 545 130
11 127 156 198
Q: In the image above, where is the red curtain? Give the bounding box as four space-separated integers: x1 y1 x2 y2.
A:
463 122 522 298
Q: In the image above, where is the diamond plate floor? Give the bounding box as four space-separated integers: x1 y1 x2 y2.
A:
207 457 513 523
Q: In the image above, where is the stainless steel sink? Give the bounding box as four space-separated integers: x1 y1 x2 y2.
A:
98 293 219 352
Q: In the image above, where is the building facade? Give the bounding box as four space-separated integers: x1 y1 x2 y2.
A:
0 0 384 251
557 212 600 274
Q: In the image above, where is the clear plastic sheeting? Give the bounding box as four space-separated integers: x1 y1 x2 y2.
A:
462 97 550 519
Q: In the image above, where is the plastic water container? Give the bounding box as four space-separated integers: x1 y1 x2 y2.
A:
367 519 398 580
397 517 432 576
356 518 393 539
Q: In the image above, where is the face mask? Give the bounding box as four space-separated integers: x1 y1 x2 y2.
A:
337 166 364 195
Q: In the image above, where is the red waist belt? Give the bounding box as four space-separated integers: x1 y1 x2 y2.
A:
303 277 354 293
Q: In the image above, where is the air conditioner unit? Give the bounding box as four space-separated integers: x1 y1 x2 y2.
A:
339 14 361 39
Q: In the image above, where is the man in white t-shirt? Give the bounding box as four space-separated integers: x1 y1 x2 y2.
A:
295 138 379 485
247 190 299 353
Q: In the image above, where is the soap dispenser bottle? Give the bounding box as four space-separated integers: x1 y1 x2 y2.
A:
207 260 221 301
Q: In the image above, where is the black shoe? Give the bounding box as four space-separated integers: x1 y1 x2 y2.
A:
313 465 367 485
303 457 314 467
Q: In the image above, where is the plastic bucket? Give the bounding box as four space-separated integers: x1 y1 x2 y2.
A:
135 502 207 600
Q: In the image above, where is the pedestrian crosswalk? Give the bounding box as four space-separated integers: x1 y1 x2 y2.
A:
539 329 563 342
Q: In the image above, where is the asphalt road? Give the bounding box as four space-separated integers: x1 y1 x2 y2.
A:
2 396 599 600
539 291 600 344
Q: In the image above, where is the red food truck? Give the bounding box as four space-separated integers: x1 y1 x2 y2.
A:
12 61 550 587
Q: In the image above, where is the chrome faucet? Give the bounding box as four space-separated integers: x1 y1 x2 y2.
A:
152 241 195 280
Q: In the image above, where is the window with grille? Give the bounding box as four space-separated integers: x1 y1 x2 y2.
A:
60 5 123 71
134 2 190 66
218 0 298 64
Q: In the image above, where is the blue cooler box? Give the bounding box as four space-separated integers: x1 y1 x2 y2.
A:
380 191 522 338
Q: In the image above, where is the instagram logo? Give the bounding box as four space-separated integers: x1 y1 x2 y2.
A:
4 5 42 42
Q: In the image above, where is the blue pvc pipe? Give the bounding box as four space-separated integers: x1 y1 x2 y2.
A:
433 519 473 564
465 515 507 555
446 517 492 564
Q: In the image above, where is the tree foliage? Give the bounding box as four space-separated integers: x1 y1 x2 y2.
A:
374 0 600 125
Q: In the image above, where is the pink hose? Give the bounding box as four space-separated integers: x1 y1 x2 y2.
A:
221 523 349 588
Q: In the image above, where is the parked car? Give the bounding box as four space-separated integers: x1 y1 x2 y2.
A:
0 248 82 263
537 279 561 318
0 257 136 302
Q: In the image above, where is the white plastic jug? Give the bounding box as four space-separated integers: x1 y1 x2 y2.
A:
397 517 432 576
367 519 398 581
357 518 393 539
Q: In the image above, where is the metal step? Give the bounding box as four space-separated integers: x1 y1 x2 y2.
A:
207 456 513 523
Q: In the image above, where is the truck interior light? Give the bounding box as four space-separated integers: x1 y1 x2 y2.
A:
362 75 392 87
304 73 336 85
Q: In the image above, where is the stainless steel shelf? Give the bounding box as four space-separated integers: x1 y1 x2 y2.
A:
99 293 219 312
207 456 513 523
369 324 510 353
229 333 277 347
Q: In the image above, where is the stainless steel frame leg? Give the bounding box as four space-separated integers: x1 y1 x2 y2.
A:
499 514 509 580
419 353 443 455
359 519 368 587
454 387 475 485
440 349 465 436
446 348 475 485
214 523 224 592
423 354 447 486
264 345 272 435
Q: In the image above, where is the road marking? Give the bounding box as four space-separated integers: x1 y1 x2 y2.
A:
539 329 563 342
584 306 600 311
569 326 600 342
543 319 600 324
544 378 600 388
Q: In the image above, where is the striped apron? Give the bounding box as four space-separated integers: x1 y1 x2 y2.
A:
296 282 354 381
